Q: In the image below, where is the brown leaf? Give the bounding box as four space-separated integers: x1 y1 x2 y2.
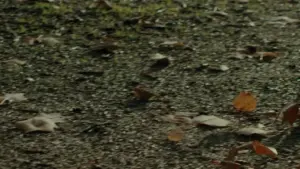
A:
233 91 257 112
167 127 184 142
257 52 279 61
280 102 300 126
133 85 155 101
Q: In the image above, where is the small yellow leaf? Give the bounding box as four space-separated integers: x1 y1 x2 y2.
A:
167 128 184 142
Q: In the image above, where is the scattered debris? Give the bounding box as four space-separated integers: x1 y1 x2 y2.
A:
209 11 229 17
167 127 184 142
77 67 104 76
16 113 65 133
192 115 231 127
233 91 257 112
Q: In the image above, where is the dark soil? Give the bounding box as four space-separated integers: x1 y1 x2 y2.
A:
1 0 300 169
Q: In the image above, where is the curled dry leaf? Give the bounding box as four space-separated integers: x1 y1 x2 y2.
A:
0 93 27 105
133 85 155 101
159 41 184 48
167 127 184 142
192 115 231 127
252 141 277 158
16 113 65 133
233 91 257 112
236 127 269 137
279 102 300 126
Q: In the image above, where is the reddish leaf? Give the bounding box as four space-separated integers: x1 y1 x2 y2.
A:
280 102 300 126
252 141 277 158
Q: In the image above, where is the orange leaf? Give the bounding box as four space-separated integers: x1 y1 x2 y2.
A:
252 141 277 158
281 103 300 126
233 91 257 112
167 128 184 142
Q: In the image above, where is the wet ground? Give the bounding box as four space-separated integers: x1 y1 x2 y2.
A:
1 0 300 168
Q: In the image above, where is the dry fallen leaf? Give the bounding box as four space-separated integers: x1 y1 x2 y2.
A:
271 16 300 24
167 127 184 142
237 45 257 55
236 127 269 137
16 113 65 133
192 115 231 127
257 52 279 61
150 53 171 71
279 102 300 126
95 0 112 9
161 114 192 124
233 91 257 112
23 36 38 45
36 35 60 46
133 85 155 101
252 141 277 158
0 93 27 105
159 41 184 48
1 59 27 65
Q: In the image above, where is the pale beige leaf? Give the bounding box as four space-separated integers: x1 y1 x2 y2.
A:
236 127 269 137
192 115 231 127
